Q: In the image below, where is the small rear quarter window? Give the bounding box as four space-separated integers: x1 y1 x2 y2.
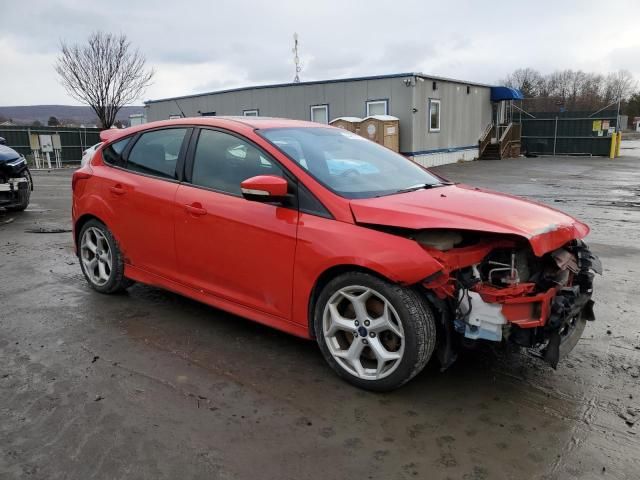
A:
102 138 130 167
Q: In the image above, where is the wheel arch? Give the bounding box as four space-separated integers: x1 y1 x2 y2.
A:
307 264 399 338
74 213 106 252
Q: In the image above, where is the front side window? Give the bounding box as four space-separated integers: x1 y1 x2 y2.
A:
310 105 328 124
429 99 441 132
366 100 388 116
260 127 442 199
127 128 188 179
191 129 282 195
102 138 130 167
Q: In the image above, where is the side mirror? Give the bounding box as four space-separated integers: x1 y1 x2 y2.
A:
240 175 288 202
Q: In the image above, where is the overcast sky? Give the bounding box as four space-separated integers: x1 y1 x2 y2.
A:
1 0 639 106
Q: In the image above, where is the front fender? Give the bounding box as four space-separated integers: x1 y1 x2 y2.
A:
291 213 443 329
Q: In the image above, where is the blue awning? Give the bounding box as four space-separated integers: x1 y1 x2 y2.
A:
491 86 525 102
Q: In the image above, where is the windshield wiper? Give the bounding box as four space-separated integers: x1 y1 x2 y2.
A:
393 183 442 194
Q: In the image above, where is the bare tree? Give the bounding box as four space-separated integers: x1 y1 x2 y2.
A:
603 70 637 102
55 32 154 128
502 68 543 97
567 70 586 104
626 91 640 120
501 67 639 113
580 73 604 108
545 70 575 100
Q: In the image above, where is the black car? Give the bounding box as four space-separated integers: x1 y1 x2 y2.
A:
0 137 32 211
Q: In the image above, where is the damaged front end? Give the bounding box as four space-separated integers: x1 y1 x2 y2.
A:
418 230 602 369
0 143 32 209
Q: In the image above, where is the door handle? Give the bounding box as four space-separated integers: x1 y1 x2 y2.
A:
185 203 207 216
109 184 126 195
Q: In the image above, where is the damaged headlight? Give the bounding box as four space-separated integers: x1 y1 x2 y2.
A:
413 230 464 251
6 156 26 167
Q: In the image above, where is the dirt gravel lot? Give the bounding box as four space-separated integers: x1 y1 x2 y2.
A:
1 152 639 479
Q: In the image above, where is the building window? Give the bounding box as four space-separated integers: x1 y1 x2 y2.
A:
169 114 182 120
310 104 329 124
199 111 216 117
429 99 441 132
243 109 259 116
366 100 388 116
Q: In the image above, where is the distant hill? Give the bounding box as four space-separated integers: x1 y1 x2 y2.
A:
0 105 145 126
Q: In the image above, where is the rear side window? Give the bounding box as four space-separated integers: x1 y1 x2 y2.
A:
102 138 129 167
127 128 188 179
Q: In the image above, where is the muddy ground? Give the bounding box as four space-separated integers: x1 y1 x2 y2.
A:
1 152 639 480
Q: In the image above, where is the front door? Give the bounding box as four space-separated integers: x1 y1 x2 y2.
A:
174 128 298 319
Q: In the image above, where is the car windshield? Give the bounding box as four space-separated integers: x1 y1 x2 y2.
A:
259 127 443 199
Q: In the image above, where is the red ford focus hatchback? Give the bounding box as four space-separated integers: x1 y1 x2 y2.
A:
72 117 600 390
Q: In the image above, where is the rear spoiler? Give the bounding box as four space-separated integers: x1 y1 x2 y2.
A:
100 128 131 143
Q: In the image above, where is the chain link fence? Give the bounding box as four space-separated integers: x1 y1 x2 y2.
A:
514 97 619 156
0 125 101 167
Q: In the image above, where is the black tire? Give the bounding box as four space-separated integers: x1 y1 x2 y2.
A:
313 272 436 392
78 219 134 294
5 171 31 212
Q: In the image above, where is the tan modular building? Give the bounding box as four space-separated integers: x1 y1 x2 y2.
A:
144 73 494 166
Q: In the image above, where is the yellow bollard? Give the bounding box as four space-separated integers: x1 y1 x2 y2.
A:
615 131 622 157
609 133 617 159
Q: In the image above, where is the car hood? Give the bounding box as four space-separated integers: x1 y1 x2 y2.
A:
349 184 589 256
0 144 21 164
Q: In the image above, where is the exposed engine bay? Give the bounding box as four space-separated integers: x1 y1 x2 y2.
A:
416 230 602 369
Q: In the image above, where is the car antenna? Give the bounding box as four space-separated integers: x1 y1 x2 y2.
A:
174 99 186 118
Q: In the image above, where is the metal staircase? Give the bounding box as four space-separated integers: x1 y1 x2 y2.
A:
478 123 522 160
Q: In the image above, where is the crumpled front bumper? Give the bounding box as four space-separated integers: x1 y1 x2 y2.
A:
457 241 601 367
488 283 596 367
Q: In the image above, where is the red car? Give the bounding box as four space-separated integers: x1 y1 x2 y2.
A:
72 117 601 391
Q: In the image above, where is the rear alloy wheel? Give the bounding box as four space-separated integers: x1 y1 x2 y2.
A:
78 220 133 294
314 272 436 391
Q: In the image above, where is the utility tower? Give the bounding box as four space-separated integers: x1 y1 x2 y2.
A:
292 33 301 83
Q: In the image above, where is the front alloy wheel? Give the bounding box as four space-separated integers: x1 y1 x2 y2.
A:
323 286 405 380
314 272 436 391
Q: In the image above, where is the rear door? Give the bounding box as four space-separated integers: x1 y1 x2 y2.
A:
173 128 298 319
104 127 191 279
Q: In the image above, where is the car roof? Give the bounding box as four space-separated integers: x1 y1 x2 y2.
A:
99 116 326 143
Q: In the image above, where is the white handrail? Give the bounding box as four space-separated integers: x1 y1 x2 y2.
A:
499 123 513 142
480 122 493 141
